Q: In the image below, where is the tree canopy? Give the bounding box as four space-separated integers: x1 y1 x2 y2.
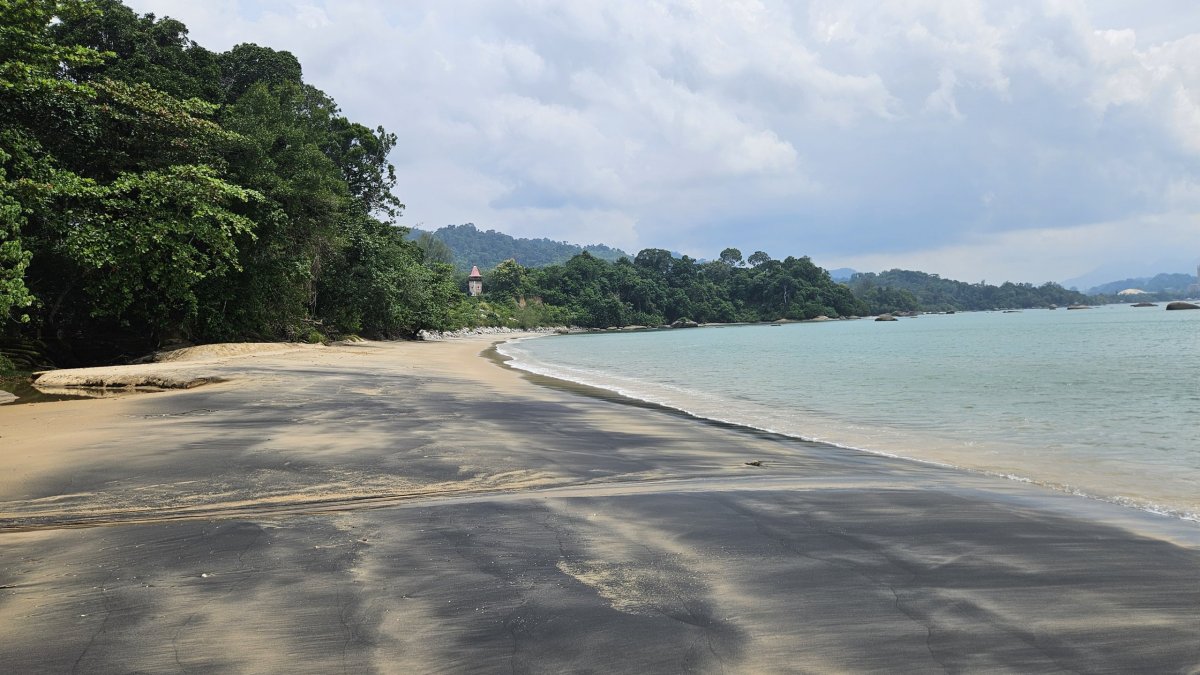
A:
478 251 869 328
1 0 455 364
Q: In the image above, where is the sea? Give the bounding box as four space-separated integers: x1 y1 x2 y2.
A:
498 304 1200 522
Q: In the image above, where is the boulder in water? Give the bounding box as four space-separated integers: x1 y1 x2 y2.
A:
1132 302 1157 308
670 318 699 328
1166 301 1200 310
875 314 898 321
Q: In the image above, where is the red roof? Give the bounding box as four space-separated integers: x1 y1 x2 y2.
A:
469 266 482 278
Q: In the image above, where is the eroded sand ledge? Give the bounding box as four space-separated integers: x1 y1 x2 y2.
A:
2 335 1199 672
30 342 325 390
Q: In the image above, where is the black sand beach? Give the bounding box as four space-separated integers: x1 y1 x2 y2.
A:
2 337 1198 673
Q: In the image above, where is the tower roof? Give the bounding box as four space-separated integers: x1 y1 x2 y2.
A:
469 266 482 278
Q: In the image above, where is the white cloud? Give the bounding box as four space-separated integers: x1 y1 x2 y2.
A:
821 214 1200 284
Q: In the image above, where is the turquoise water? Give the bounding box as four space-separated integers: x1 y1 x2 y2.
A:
499 305 1200 521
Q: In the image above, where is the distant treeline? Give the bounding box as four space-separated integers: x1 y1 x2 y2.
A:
473 249 867 328
468 254 1107 330
412 223 630 272
845 270 1094 314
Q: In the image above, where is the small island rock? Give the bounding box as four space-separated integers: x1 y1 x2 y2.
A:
875 314 898 321
1166 301 1200 310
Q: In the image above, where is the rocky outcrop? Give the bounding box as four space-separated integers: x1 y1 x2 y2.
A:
1067 305 1091 310
875 314 898 322
1166 301 1200 310
670 319 699 328
1132 302 1157 308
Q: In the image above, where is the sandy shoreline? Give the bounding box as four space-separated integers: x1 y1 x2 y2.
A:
2 335 1199 672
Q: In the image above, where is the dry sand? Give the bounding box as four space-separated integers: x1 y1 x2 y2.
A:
2 335 1199 673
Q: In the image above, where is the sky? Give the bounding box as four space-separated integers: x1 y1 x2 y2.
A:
122 0 1200 286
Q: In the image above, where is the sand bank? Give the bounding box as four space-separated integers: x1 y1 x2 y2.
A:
2 334 1199 672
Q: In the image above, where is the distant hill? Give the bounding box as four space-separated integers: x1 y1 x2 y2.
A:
1087 272 1197 296
827 267 857 282
412 223 631 271
1062 257 1198 291
847 269 1094 312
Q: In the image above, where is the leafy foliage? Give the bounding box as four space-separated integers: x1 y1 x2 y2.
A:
477 251 868 328
1 0 459 363
45 165 258 332
0 156 33 321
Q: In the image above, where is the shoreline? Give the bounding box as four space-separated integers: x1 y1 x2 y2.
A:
5 332 1198 539
495 327 1200 528
3 335 1200 671
4 332 1199 538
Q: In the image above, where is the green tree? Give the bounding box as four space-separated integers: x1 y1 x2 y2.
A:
747 250 771 267
719 247 743 267
41 165 258 336
412 230 454 266
485 258 530 302
0 157 33 321
316 220 457 338
0 0 107 322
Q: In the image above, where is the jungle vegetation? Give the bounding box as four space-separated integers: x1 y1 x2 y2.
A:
1 0 459 366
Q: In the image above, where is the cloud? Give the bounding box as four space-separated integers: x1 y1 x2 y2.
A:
125 0 1200 282
820 213 1200 284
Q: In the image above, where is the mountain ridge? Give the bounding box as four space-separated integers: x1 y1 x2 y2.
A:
411 223 630 272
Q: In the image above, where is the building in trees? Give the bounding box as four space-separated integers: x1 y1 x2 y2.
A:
468 266 483 296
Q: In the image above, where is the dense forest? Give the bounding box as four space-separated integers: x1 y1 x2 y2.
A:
413 223 630 272
1 0 460 367
473 248 867 328
846 270 1093 313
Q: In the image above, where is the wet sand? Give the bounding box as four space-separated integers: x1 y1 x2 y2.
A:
1 336 1199 673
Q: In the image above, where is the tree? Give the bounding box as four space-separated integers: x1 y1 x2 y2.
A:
412 230 454 266
1 0 109 324
633 248 674 277
719 247 743 267
217 43 303 101
43 165 258 336
747 250 771 267
486 258 529 302
316 220 457 338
